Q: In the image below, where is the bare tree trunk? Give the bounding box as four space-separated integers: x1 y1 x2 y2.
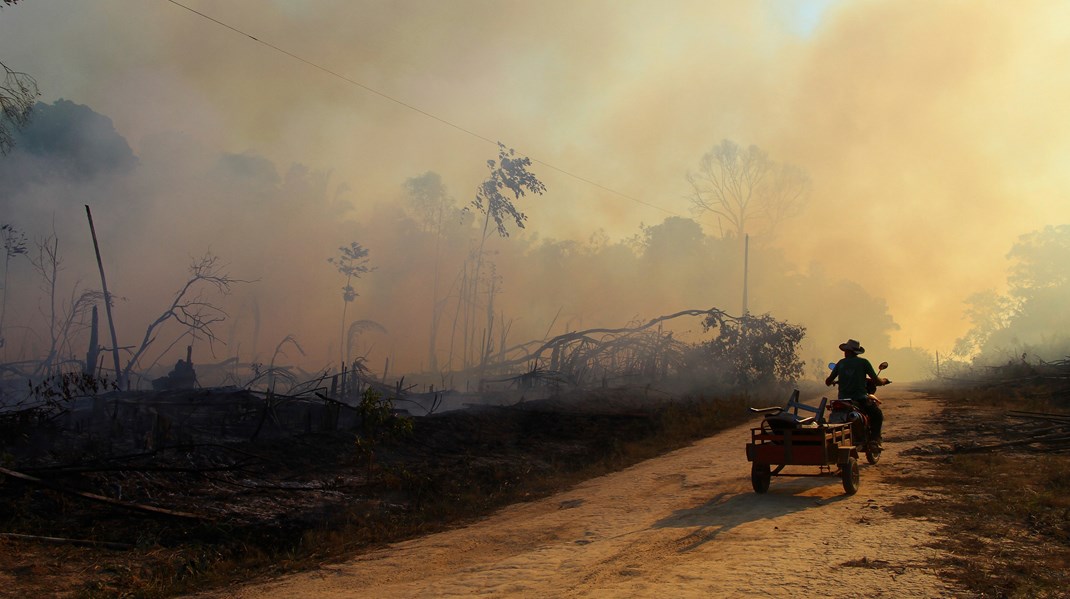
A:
446 266 464 372
250 299 261 362
428 297 440 372
464 211 494 370
84 305 99 376
460 262 472 369
85 205 123 388
339 274 351 368
29 233 62 377
498 314 512 364
484 274 496 361
427 222 444 372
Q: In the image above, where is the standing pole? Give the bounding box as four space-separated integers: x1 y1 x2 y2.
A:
85 205 123 388
84 305 99 376
741 233 750 316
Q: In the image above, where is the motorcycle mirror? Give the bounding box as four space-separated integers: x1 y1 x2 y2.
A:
878 361 889 370
827 362 836 370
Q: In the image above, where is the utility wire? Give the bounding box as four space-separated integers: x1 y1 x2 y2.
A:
164 0 681 217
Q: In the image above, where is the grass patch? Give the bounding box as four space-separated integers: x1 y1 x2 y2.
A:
889 383 1070 599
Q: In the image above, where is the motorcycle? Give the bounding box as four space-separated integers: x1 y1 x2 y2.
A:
825 361 890 465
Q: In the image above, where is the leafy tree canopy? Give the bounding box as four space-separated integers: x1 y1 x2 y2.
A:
955 224 1070 361
693 312 806 388
0 100 135 192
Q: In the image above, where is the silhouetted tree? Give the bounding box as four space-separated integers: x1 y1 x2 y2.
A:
0 223 27 349
0 63 36 154
404 172 455 371
459 143 545 369
695 312 806 388
328 242 373 367
956 224 1070 361
123 253 244 386
1 0 39 156
687 139 809 241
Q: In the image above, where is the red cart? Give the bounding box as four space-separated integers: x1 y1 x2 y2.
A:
745 390 861 495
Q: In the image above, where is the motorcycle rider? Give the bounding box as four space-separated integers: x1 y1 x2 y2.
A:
825 339 889 448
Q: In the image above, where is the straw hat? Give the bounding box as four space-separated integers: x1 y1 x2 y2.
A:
838 339 865 354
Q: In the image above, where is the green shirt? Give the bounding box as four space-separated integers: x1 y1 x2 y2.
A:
831 355 878 400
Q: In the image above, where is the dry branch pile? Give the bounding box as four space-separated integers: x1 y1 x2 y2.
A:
939 355 1070 454
952 410 1070 454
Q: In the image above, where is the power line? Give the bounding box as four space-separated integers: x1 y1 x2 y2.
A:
163 0 681 217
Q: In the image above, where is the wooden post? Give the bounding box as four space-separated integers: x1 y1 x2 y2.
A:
84 305 99 376
742 233 750 316
85 205 123 388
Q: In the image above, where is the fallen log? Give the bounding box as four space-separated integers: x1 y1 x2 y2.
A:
0 532 133 551
0 466 211 521
21 463 253 476
1007 410 1070 423
953 433 1070 454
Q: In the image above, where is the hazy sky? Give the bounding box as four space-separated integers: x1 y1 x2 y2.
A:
2 0 1069 356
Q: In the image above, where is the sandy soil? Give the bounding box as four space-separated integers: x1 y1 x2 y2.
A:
208 388 961 598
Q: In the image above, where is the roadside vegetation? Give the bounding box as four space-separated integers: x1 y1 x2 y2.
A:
891 362 1070 599
0 386 758 598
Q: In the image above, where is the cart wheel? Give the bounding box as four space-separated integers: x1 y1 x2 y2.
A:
751 462 771 494
865 444 881 465
841 457 860 495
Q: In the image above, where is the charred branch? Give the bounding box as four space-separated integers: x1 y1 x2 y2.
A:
0 465 210 520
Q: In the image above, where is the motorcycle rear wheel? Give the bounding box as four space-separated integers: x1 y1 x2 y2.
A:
865 444 881 465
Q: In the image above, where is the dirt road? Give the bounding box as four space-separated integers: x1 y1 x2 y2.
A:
216 389 960 598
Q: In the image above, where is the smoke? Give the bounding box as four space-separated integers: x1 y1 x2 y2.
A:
2 1 1069 381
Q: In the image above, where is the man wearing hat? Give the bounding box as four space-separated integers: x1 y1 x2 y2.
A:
825 339 889 447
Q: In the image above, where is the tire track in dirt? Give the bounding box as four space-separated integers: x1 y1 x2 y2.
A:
206 388 961 598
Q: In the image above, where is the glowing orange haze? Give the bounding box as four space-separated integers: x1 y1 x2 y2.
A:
1 1 1068 381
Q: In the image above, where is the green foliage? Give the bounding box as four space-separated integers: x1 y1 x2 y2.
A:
354 387 413 468
695 312 806 388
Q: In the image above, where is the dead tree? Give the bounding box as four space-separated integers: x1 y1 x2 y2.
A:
469 308 732 388
28 231 101 377
403 172 456 372
0 223 28 351
122 253 244 387
687 139 809 240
